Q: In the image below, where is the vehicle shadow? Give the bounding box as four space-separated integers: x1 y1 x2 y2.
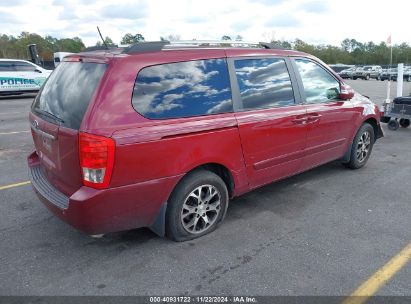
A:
226 161 345 222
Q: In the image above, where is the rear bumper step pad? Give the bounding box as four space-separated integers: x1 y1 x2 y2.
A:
29 165 69 210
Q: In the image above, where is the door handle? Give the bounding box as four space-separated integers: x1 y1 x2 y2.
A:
292 117 308 125
307 113 322 123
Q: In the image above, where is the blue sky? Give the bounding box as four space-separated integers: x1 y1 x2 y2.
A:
0 0 406 47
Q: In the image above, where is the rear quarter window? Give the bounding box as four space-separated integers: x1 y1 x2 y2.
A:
132 59 233 119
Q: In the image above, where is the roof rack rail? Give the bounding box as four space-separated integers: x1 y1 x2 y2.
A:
123 41 170 54
122 40 278 54
84 45 119 52
166 40 276 49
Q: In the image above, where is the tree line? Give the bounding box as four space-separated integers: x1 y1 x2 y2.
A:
1 32 410 65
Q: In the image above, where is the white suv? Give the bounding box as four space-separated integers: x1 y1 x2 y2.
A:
0 59 52 96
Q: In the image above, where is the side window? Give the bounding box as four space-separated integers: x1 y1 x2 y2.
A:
132 59 233 120
234 58 295 110
0 61 15 72
14 62 37 72
295 59 340 104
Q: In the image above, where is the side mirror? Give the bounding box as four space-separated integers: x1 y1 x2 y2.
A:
326 88 339 100
339 84 355 100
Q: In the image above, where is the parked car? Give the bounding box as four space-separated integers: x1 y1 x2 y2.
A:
53 52 74 67
353 65 382 80
0 59 51 96
404 68 411 82
329 64 355 74
397 67 411 82
27 41 383 241
380 67 411 82
338 67 357 79
380 68 397 81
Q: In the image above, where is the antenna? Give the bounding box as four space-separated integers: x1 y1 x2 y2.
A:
97 26 109 50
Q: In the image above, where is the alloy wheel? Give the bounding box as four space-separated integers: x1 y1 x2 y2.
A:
180 184 221 234
356 131 371 162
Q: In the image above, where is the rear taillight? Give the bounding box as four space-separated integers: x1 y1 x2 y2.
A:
79 132 115 189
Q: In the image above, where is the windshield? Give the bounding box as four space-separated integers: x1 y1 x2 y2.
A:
32 62 106 130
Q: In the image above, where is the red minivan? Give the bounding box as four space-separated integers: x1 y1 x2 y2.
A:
28 41 383 241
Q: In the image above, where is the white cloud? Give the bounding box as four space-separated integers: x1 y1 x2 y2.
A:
0 0 408 47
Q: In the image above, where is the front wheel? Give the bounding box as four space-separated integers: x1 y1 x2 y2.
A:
343 123 375 169
166 170 228 242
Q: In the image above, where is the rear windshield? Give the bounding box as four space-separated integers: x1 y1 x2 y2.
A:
32 62 106 130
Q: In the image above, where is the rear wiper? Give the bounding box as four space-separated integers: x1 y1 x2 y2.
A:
35 109 65 124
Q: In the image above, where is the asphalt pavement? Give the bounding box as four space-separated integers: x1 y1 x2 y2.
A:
0 81 410 296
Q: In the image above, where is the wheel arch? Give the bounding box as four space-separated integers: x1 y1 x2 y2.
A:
363 117 380 142
179 162 235 198
149 162 235 237
341 118 379 164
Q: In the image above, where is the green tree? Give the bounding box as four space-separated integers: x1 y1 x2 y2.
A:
56 37 85 53
121 33 145 44
271 40 292 49
1 32 410 65
96 36 114 47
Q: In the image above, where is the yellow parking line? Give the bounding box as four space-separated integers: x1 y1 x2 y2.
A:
0 130 30 135
0 181 31 191
343 243 411 304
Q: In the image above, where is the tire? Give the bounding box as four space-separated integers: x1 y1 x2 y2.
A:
399 119 410 128
388 119 400 131
353 77 357 80
365 74 370 80
407 76 411 82
166 170 228 242
380 116 391 123
343 123 375 169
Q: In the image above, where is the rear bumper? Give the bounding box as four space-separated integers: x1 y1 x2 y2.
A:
28 151 182 235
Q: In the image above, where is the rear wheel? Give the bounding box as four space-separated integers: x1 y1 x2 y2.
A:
365 74 370 80
353 77 357 80
388 119 400 131
399 119 410 128
166 170 228 242
343 123 374 169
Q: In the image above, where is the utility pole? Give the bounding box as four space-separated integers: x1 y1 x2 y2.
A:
386 35 393 103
